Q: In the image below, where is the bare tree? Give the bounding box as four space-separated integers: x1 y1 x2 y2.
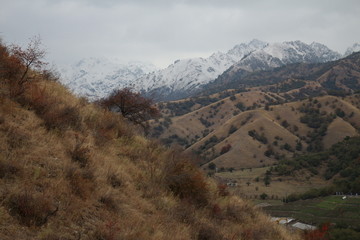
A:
10 35 47 84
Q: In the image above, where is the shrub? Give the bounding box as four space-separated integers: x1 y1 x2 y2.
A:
66 167 95 199
99 193 118 212
93 220 121 240
220 144 232 154
281 120 289 128
218 184 229 197
235 102 246 111
91 111 131 146
70 142 91 168
304 223 329 240
6 191 57 226
0 42 22 80
23 83 82 131
0 157 20 179
228 125 237 134
43 106 82 130
107 173 122 188
260 193 268 200
197 223 222 240
208 162 216 170
164 154 209 207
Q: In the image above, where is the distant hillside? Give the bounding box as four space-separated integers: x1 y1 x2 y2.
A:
151 92 360 170
0 39 299 239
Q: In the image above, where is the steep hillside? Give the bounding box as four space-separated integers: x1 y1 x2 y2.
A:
0 41 299 240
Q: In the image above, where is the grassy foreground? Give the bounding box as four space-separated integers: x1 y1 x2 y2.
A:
0 41 300 240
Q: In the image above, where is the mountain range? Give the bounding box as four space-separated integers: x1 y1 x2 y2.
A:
60 40 359 101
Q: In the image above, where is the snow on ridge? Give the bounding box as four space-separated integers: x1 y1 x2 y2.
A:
345 43 360 56
231 40 341 73
60 39 344 101
59 57 157 101
134 39 268 98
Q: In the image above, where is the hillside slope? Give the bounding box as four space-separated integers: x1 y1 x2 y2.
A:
0 42 299 240
152 93 360 170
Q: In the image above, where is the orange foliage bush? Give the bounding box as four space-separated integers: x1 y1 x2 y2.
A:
304 223 329 240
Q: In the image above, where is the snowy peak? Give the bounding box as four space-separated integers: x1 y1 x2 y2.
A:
60 58 157 100
232 40 341 72
59 40 348 102
345 43 360 56
227 39 268 57
135 39 268 100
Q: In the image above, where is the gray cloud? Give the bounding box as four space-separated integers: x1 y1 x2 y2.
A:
1 0 359 68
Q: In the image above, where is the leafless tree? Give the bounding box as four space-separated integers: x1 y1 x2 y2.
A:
10 35 47 84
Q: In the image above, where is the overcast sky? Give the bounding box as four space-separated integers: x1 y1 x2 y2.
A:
1 0 359 68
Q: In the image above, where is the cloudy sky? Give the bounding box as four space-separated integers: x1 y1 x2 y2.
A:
1 0 359 68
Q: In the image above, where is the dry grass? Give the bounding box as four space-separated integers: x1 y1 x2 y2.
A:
216 167 330 199
0 74 300 240
180 94 360 170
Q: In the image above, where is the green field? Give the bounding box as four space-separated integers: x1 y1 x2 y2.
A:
262 196 360 228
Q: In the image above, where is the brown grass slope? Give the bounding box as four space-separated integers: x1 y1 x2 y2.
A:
183 95 360 169
0 77 300 238
152 90 286 147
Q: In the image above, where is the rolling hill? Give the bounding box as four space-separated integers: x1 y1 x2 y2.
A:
150 53 360 171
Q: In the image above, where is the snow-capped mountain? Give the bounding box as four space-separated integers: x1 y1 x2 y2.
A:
345 43 360 56
60 40 345 102
230 41 341 73
136 40 341 100
134 39 267 100
60 57 157 100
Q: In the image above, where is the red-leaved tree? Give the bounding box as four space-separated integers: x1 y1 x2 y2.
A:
98 88 159 131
